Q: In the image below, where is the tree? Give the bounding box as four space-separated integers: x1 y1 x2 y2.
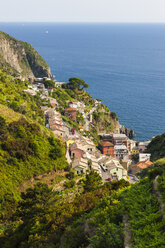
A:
67 77 89 90
84 170 102 192
16 183 56 221
0 116 8 141
44 80 55 89
89 222 124 248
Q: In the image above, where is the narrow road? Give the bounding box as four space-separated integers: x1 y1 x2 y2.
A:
123 214 133 248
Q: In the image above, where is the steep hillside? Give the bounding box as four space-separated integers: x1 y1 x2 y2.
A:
146 133 165 161
1 170 165 248
0 31 51 78
0 69 67 219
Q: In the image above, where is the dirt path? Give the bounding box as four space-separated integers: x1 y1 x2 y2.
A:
153 175 165 218
123 214 133 248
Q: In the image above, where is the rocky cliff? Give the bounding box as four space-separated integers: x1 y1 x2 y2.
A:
0 31 51 79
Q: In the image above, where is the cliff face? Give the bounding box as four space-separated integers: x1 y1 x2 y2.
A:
0 31 51 79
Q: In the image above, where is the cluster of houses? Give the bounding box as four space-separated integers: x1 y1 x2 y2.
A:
24 77 52 96
66 134 128 181
23 76 153 182
98 133 153 176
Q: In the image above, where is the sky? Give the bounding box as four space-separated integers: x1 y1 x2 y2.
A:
1 0 165 23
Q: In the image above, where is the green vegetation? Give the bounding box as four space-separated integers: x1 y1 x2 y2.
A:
92 104 118 133
44 80 55 89
0 69 49 125
158 172 165 204
0 38 165 247
146 133 165 161
0 176 129 248
66 77 89 90
0 69 67 220
122 179 165 248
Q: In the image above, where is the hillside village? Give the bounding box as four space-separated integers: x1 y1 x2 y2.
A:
24 76 153 184
1 31 165 248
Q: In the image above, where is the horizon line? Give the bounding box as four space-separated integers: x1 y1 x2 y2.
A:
1 21 165 24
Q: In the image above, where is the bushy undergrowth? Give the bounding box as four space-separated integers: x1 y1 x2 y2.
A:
0 70 67 220
158 172 165 203
122 179 165 248
0 178 129 248
147 133 165 161
0 117 67 219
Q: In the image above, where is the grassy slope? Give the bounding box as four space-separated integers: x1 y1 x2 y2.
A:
0 69 67 218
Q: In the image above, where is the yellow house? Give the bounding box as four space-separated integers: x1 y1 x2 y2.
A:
66 140 75 147
131 147 139 155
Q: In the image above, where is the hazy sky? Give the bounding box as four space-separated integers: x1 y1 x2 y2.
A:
1 0 165 23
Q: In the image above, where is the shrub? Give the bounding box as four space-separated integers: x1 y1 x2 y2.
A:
66 171 75 179
64 180 75 189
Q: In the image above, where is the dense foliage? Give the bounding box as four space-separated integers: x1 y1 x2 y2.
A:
146 133 165 161
0 178 129 248
0 70 67 220
122 179 165 248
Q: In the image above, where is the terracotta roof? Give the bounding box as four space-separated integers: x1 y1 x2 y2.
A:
65 107 77 112
134 160 153 169
71 148 84 153
99 141 114 147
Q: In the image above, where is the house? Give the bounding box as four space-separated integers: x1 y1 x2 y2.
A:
65 108 77 121
78 126 84 131
69 101 78 109
98 156 127 180
112 134 129 150
100 134 113 143
69 143 85 159
23 89 37 96
44 109 65 137
28 84 38 91
70 148 85 159
54 82 65 88
52 126 65 137
72 158 90 174
132 160 153 174
95 99 102 106
108 163 127 181
48 98 58 108
98 141 114 157
129 140 137 151
131 147 139 155
72 156 101 176
139 153 151 162
77 102 85 112
42 88 48 96
114 145 127 160
138 141 151 152
34 78 44 82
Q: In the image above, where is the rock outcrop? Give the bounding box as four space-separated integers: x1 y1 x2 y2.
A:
0 31 51 79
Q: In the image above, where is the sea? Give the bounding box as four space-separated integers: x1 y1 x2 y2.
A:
0 22 165 141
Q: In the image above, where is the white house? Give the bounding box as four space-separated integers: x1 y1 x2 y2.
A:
139 153 151 162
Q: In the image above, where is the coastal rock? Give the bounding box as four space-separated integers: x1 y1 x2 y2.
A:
120 125 135 138
0 31 51 79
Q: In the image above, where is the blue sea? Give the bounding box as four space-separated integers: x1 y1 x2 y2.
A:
0 23 165 141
